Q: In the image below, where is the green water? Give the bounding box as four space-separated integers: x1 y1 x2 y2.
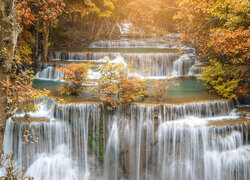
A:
33 78 205 91
32 78 221 104
169 79 206 90
32 79 63 89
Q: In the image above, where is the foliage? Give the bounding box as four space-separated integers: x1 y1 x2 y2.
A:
16 0 65 28
151 79 178 103
208 0 249 30
208 28 249 65
58 63 91 96
119 77 147 104
201 60 242 100
175 0 250 99
16 0 65 60
0 154 33 180
64 0 115 18
125 0 178 34
0 70 49 116
97 61 147 110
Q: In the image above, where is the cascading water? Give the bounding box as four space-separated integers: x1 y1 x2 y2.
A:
4 34 250 180
36 51 195 79
4 100 103 180
173 54 196 76
36 66 64 80
36 36 197 79
89 39 178 48
3 99 250 180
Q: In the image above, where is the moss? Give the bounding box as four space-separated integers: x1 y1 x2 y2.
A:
88 114 105 162
98 114 105 161
119 152 126 173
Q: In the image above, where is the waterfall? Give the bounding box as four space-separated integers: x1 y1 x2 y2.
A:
100 101 249 180
36 66 64 80
4 100 103 180
3 98 249 180
117 23 134 35
104 119 119 180
156 122 249 180
49 51 192 77
173 54 196 76
89 39 178 48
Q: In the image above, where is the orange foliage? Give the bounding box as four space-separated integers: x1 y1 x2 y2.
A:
151 79 178 103
16 0 65 28
1 70 49 114
97 62 147 110
119 78 146 104
58 63 91 95
209 28 250 64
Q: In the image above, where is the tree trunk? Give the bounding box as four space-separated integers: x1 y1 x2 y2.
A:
0 65 7 153
35 31 39 59
0 14 3 51
109 16 119 39
43 25 49 61
91 15 97 34
0 0 20 153
95 19 103 39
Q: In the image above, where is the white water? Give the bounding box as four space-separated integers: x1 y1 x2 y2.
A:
3 98 250 180
89 39 178 48
37 51 196 80
4 35 250 180
117 23 134 35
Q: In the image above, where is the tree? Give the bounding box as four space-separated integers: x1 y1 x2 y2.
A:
175 0 249 99
0 0 21 153
201 60 242 100
97 62 147 110
1 70 49 117
209 28 249 65
151 79 179 103
91 0 116 38
58 63 91 95
0 0 50 153
16 0 65 60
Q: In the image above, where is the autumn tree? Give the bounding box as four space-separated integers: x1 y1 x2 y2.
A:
1 69 49 118
201 60 241 100
0 0 21 153
97 62 147 110
16 0 65 60
91 0 116 38
151 79 179 103
58 63 91 95
0 0 51 153
175 0 250 99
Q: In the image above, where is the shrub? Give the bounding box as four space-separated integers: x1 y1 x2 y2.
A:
151 79 178 103
97 62 147 110
201 60 241 99
0 70 49 117
58 63 91 96
0 154 33 180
